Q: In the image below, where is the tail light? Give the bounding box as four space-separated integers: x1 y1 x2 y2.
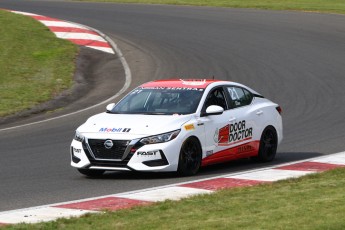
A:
276 106 282 115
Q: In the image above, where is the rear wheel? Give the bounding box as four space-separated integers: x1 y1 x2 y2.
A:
257 126 278 162
77 168 105 177
177 137 202 176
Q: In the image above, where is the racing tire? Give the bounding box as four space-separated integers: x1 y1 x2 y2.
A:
77 168 105 177
177 137 202 176
257 126 278 162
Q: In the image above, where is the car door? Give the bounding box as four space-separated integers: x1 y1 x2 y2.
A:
197 86 235 165
199 85 257 165
224 85 261 156
225 85 256 141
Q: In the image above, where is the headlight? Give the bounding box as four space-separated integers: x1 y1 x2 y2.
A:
139 130 180 145
74 131 85 142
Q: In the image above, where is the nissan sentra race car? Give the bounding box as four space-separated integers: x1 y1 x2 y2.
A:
71 79 282 176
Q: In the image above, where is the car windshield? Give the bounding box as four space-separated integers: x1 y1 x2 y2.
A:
111 87 205 115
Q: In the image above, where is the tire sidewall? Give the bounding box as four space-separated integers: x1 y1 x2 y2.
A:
177 137 202 176
258 126 278 162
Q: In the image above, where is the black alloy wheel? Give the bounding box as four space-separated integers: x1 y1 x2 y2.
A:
257 126 278 162
177 137 202 176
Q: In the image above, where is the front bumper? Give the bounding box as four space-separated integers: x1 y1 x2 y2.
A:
70 137 182 172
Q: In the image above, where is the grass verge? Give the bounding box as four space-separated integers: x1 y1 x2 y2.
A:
0 10 78 117
74 0 345 15
5 167 345 229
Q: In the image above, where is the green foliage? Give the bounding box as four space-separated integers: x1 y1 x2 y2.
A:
0 10 78 117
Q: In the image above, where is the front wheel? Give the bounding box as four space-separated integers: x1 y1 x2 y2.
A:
257 126 278 162
77 168 105 177
177 137 202 176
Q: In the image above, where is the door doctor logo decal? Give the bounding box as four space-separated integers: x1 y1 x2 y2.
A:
214 120 253 145
99 128 131 133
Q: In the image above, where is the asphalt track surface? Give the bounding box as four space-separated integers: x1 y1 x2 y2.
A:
1 0 345 212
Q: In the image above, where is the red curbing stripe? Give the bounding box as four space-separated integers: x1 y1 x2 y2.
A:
180 178 267 191
276 162 345 172
67 39 110 48
29 15 61 21
54 197 152 211
47 26 98 35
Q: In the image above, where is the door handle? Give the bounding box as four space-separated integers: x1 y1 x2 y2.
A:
256 110 263 115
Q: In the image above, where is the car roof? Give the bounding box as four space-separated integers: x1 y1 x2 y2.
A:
140 79 224 89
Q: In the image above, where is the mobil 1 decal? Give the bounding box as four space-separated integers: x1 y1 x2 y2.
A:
214 120 253 145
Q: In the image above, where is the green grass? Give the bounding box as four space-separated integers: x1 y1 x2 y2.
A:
74 0 345 15
0 10 78 117
6 167 345 229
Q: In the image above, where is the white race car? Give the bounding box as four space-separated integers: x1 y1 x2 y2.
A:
71 79 282 176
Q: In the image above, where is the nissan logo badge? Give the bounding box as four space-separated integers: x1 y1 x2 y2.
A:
104 140 113 149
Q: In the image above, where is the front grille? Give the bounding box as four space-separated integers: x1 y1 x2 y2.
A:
88 139 129 160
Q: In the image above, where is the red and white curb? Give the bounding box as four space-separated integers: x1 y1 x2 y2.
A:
0 152 345 225
9 10 114 54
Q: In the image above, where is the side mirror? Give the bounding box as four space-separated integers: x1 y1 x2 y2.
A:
204 105 224 116
106 103 115 112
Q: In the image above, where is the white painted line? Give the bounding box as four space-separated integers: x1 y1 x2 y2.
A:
227 169 314 182
39 20 87 29
11 11 39 16
0 207 96 224
117 186 212 202
54 32 106 42
86 46 114 54
311 152 345 165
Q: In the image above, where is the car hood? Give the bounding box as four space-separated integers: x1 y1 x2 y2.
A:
78 112 193 137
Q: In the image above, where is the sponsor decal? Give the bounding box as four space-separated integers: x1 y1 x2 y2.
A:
180 79 206 86
137 150 159 156
206 150 213 156
237 145 254 154
229 121 252 143
184 124 195 131
215 120 253 145
140 80 213 89
73 147 81 153
99 128 131 133
140 87 204 91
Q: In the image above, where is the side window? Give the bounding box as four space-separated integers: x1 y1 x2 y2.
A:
227 87 253 108
204 87 228 110
243 88 253 105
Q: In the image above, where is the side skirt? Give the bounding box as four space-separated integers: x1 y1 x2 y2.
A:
201 141 260 167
